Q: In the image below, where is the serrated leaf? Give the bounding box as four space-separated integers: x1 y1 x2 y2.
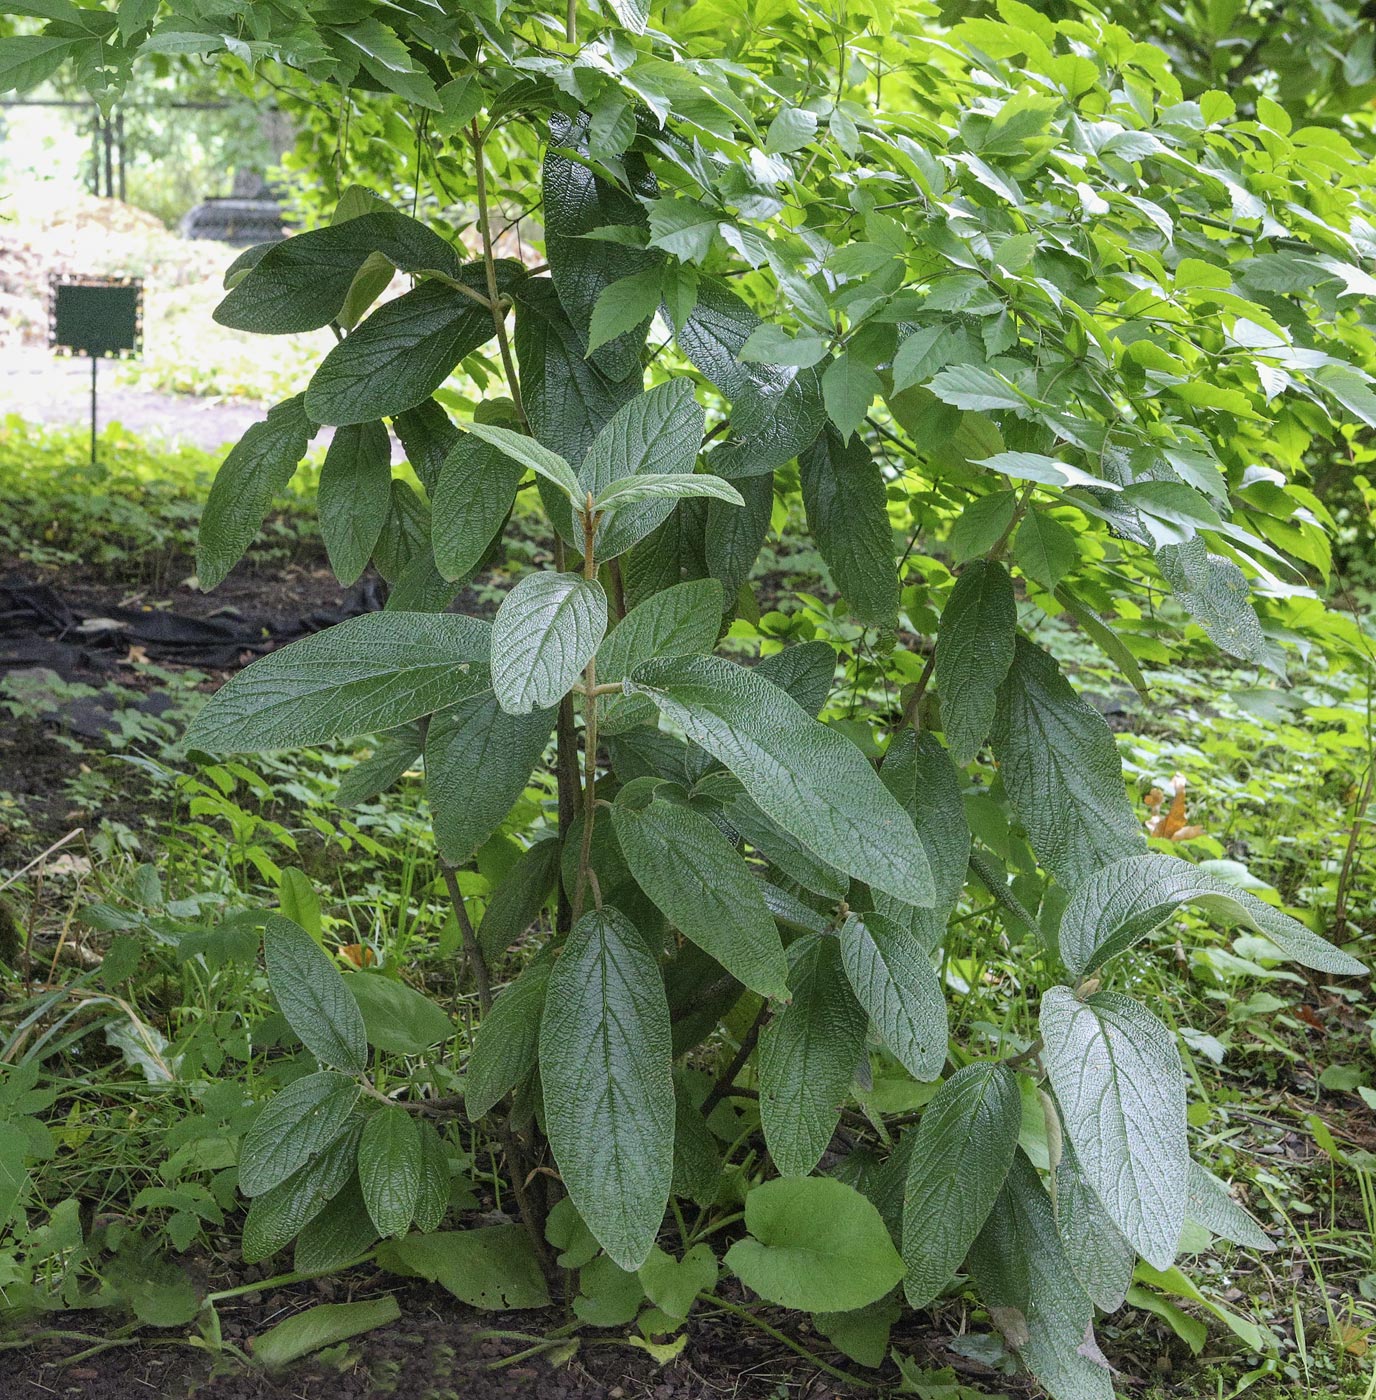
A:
588 266 664 355
461 420 582 502
597 578 724 733
318 421 392 586
346 972 454 1057
198 394 315 591
239 1072 361 1197
764 106 819 155
969 1152 1114 1400
432 437 524 581
628 655 934 906
539 908 674 1270
928 363 1024 411
1040 988 1188 1270
990 638 1144 887
613 789 790 1000
838 912 947 1081
305 275 507 426
264 915 367 1074
359 1108 422 1238
901 1061 1022 1307
412 1120 450 1234
491 572 607 714
1014 510 1077 592
724 1176 903 1312
425 689 556 861
799 427 898 627
758 935 869 1176
821 353 882 442
935 561 1017 766
466 959 550 1119
1157 538 1266 663
1057 852 1365 979
184 613 491 753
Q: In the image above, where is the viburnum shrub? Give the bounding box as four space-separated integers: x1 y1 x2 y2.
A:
7 1 1374 1393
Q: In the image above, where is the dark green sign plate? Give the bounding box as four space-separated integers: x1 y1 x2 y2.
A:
49 276 143 359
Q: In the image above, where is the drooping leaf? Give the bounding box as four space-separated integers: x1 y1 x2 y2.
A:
293 1177 378 1275
1186 1162 1274 1252
798 427 899 627
724 1176 904 1312
242 1122 361 1264
263 915 368 1074
376 1225 551 1309
1055 1139 1137 1312
432 437 525 581
612 786 790 1001
1057 852 1365 978
239 1072 361 1198
838 911 947 1081
198 394 316 591
758 935 868 1176
476 837 561 962
628 655 934 906
901 1061 1022 1307
705 470 774 601
968 1152 1114 1400
412 1120 450 1235
392 398 459 495
214 209 460 334
539 908 674 1270
424 689 556 862
1040 988 1188 1270
305 272 515 426
935 561 1017 766
990 638 1145 887
336 726 422 808
345 971 454 1056
359 1108 422 1238
597 578 724 733
490 572 607 714
1014 509 1078 592
465 959 550 1119
755 641 836 717
184 613 492 753
318 421 393 586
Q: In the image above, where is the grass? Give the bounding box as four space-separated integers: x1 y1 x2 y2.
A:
0 424 1373 1396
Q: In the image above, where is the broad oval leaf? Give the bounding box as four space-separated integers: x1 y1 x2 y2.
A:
466 959 551 1119
990 637 1144 888
491 572 607 715
345 971 454 1057
1040 987 1188 1270
424 688 556 861
935 560 1016 766
612 788 790 1001
318 421 393 587
628 655 934 906
539 908 674 1270
432 437 525 581
1058 852 1365 979
597 578 724 733
901 1060 1022 1307
243 1121 361 1265
239 1072 361 1197
198 394 316 591
969 1151 1114 1400
838 911 947 1081
758 935 868 1176
476 837 561 963
359 1108 422 1238
263 915 367 1074
724 1176 904 1313
184 613 492 753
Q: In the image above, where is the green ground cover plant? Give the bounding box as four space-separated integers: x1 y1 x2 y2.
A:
3 1 1376 1396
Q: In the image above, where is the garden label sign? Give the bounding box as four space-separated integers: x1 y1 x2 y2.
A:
48 273 143 465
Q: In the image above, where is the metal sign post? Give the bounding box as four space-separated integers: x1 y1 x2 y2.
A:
48 275 144 465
